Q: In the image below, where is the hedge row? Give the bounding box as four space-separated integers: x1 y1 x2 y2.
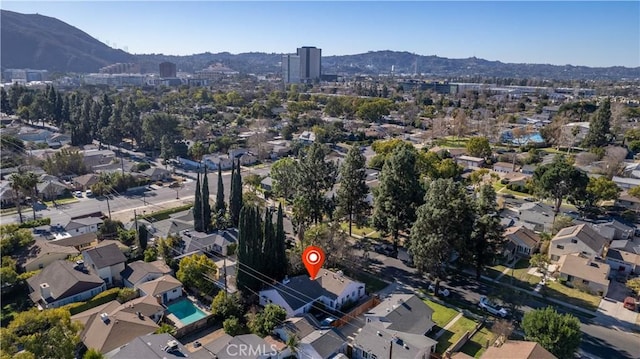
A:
140 204 193 221
64 288 121 315
18 218 51 229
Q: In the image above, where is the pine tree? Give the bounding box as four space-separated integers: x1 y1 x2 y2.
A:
138 225 148 251
202 167 212 233
216 166 226 216
337 146 370 237
194 172 203 232
230 160 243 227
274 203 288 281
583 98 611 148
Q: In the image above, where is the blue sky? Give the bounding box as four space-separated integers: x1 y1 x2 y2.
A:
2 1 639 67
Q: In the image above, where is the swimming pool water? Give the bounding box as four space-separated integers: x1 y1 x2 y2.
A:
166 299 207 325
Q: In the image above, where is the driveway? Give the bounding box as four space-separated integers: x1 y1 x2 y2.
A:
597 282 639 331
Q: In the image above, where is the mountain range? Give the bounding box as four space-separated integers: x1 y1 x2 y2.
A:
2 10 639 81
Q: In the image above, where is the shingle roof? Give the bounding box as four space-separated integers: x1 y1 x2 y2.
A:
121 260 173 285
204 334 277 359
111 333 188 359
51 233 98 248
366 294 435 335
301 328 347 359
353 322 437 359
83 243 126 269
27 260 104 304
606 249 640 266
18 239 79 268
266 269 363 311
66 217 103 231
72 174 100 187
504 226 541 249
137 275 182 297
79 310 159 354
553 224 608 253
481 341 557 359
558 255 610 286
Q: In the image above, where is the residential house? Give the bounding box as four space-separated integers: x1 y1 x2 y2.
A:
72 295 164 329
516 202 555 233
557 254 610 296
82 243 127 286
121 260 174 288
274 315 348 359
238 152 258 166
82 149 116 170
51 232 99 251
37 178 69 200
261 176 273 191
200 333 278 359
178 229 237 257
590 220 635 241
65 217 103 235
46 133 71 148
521 164 536 176
72 174 101 191
17 239 79 272
493 162 518 174
500 172 529 185
203 154 234 170
16 127 54 143
605 240 640 275
364 294 436 335
0 180 16 207
457 156 485 170
258 269 366 317
616 191 640 212
298 131 316 144
548 224 609 262
229 147 249 159
27 260 106 309
481 340 557 359
612 176 640 190
351 321 437 359
76 306 159 355
137 275 183 305
143 167 171 182
503 226 541 259
110 333 189 359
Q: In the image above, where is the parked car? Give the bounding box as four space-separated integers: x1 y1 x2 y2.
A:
501 193 515 199
623 297 637 311
374 244 398 258
85 190 93 197
74 191 83 198
428 283 450 297
478 296 509 318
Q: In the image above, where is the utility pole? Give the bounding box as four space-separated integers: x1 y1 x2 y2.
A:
106 195 112 219
134 209 139 238
223 257 227 296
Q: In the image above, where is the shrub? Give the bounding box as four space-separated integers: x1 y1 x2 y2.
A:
64 288 120 315
117 288 138 303
18 218 51 229
223 316 245 336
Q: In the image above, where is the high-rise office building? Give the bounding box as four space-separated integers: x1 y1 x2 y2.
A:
159 62 177 78
282 54 301 84
297 46 321 83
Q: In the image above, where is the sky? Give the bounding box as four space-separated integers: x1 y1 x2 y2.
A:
2 1 639 68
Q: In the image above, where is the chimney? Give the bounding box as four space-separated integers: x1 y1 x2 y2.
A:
136 311 143 319
39 283 51 299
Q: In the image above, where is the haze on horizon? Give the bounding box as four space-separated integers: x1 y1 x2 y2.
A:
1 1 639 68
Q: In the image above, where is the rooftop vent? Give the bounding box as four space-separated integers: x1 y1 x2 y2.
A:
282 276 290 285
136 311 143 319
164 340 179 352
336 270 343 277
376 331 382 337
100 313 109 323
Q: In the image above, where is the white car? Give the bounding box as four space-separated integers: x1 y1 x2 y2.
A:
85 190 93 197
428 283 450 297
478 296 508 318
74 191 83 198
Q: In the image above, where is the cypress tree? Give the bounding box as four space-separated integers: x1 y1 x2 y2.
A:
202 167 212 233
216 166 226 216
194 172 202 231
236 206 251 293
230 159 243 227
262 207 275 279
138 224 148 251
274 203 287 281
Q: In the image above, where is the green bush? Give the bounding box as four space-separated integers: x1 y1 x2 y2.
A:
64 288 120 315
140 204 193 221
18 218 51 229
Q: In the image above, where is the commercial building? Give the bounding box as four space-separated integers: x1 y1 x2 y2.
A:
159 62 177 78
282 54 301 84
282 46 322 84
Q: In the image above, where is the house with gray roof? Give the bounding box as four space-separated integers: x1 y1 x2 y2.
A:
259 269 366 317
137 275 183 305
27 260 106 309
549 224 609 262
516 202 555 233
143 167 171 181
17 238 79 272
557 254 610 296
121 260 173 288
82 243 127 286
72 174 101 191
274 315 348 359
352 321 437 359
110 333 188 359
65 217 103 235
200 333 278 359
178 229 237 256
364 294 436 336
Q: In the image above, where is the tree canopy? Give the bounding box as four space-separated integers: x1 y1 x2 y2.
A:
532 155 588 213
336 146 370 237
522 307 582 359
176 253 217 294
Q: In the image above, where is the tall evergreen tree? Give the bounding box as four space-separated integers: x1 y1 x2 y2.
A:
337 146 370 237
372 143 425 250
236 206 264 293
202 167 212 233
262 207 276 279
583 98 611 148
138 225 148 251
194 172 203 232
0 88 12 115
274 203 288 281
216 166 226 216
230 160 244 227
468 184 504 279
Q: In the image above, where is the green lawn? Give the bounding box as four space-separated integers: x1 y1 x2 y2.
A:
424 299 459 327
43 197 79 206
436 316 478 354
460 326 494 358
486 264 508 280
499 259 541 288
339 222 380 238
544 280 601 312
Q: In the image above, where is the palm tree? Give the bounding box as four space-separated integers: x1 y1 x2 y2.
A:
21 172 41 221
285 331 300 358
8 172 25 223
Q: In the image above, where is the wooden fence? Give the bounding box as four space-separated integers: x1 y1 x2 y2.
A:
331 295 381 328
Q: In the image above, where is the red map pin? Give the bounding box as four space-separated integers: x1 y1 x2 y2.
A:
302 246 325 280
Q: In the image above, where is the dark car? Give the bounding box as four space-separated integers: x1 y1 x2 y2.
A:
374 244 398 258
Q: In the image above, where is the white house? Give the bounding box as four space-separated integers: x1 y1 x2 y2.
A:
65 217 103 235
457 155 485 170
121 260 173 288
548 224 609 262
82 243 127 286
258 269 365 317
137 275 183 305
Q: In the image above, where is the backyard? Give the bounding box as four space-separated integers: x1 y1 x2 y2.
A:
435 316 479 354
460 325 495 358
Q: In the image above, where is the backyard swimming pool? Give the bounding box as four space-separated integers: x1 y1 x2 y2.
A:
166 299 207 325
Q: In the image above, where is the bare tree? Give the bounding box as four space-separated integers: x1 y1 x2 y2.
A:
599 146 627 178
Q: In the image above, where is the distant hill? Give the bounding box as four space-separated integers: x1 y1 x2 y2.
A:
1 10 638 80
0 10 133 73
